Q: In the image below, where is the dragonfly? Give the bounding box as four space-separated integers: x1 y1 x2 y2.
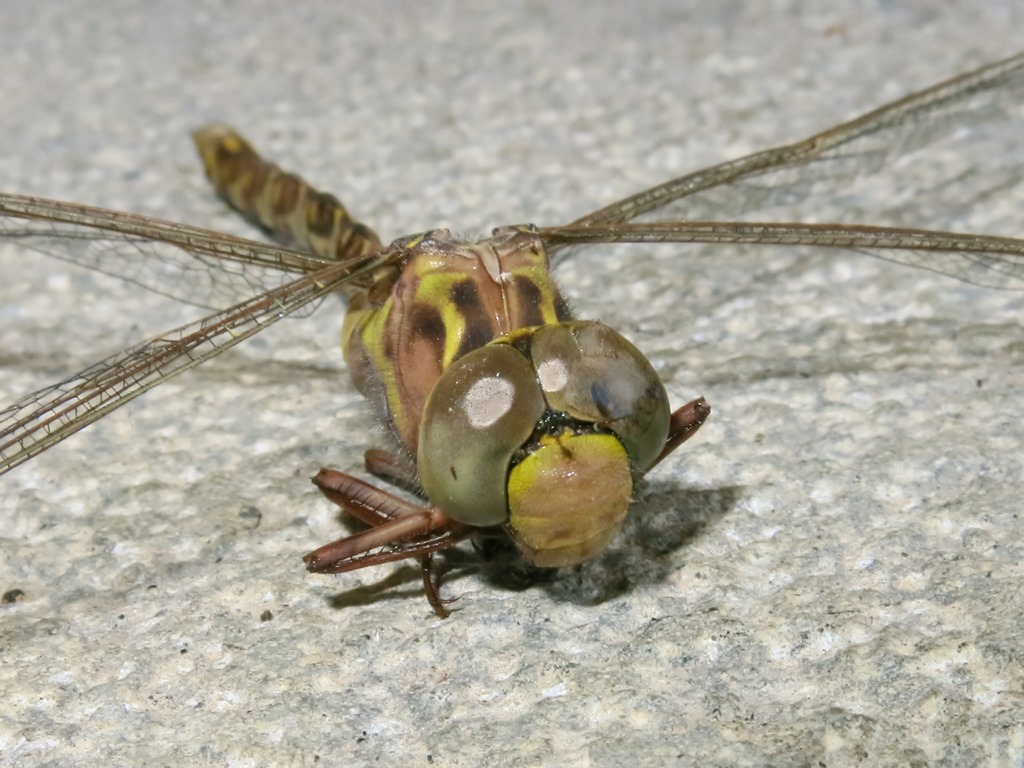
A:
2 52 1024 616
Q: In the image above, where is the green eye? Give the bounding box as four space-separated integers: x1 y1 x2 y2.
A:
417 320 670 554
530 321 670 471
417 344 545 526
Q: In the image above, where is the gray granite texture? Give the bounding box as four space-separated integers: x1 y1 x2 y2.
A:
1 1 1023 766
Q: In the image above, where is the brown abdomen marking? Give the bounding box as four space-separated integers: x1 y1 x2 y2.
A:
192 124 383 264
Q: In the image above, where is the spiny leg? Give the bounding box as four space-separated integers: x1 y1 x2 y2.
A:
651 396 711 469
306 469 471 617
192 124 382 263
353 454 458 615
419 553 457 619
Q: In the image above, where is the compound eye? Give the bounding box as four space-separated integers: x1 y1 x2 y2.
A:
418 344 546 526
530 321 670 471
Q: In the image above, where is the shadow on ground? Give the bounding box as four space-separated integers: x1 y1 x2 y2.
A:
318 483 744 615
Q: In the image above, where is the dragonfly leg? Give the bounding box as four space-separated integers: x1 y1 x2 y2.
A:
649 396 711 470
420 554 459 619
305 469 472 617
310 467 419 527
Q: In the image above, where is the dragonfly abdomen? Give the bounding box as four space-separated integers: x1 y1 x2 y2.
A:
192 124 382 263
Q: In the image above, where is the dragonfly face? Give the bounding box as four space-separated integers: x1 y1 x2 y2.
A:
2 52 1024 616
419 319 673 566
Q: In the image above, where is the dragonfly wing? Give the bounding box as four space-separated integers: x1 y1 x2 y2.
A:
0 193 338 311
540 221 1024 290
559 52 1024 238
0 249 393 476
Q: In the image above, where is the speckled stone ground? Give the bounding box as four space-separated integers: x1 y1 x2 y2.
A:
2 2 1023 766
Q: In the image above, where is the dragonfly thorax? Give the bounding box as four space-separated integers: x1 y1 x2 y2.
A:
342 225 572 454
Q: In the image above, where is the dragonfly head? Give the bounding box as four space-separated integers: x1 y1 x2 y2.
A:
417 320 671 567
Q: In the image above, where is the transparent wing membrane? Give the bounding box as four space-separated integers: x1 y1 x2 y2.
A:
0 247 393 474
540 221 1024 290
561 51 1024 233
0 195 336 309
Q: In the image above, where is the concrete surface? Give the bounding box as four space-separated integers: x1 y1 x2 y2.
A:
1 1 1022 766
